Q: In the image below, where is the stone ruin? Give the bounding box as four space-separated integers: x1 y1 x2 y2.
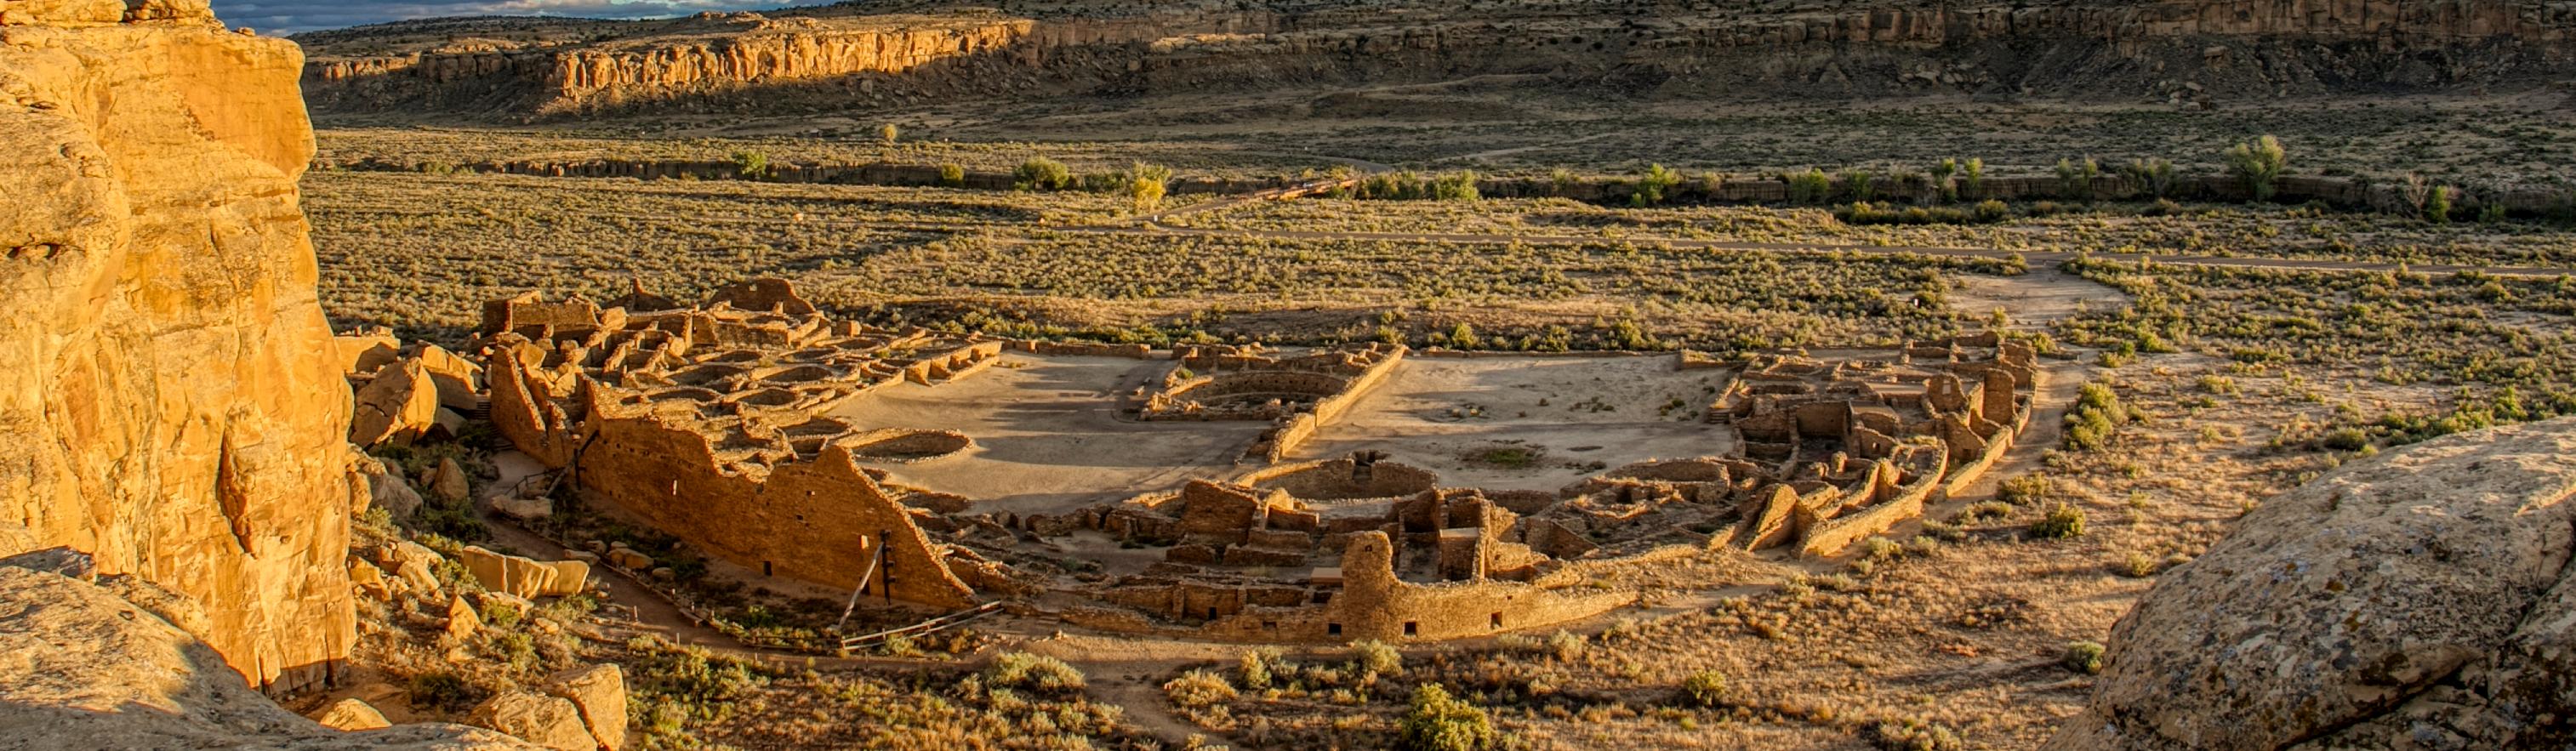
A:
1136 343 1409 462
467 281 2043 644
480 279 1017 609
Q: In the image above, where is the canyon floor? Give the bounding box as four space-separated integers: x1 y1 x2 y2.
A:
288 84 2576 751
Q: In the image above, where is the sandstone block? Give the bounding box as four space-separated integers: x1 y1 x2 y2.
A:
349 557 390 599
353 359 442 447
390 542 443 594
540 560 590 596
544 664 627 750
457 545 565 600
429 457 471 504
469 691 596 751
444 595 481 640
355 455 425 519
412 343 486 412
491 492 553 521
335 333 401 376
430 407 469 441
605 548 652 571
311 697 392 731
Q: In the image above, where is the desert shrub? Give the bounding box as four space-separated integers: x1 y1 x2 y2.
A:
1840 168 1876 202
2064 383 2129 451
1237 646 1281 690
1430 170 1480 202
1675 670 1728 708
2062 640 2107 674
2225 135 2288 202
1545 629 1586 662
1352 640 1403 677
1632 163 1680 207
1123 162 1174 210
1788 168 1833 205
1929 157 1960 202
2055 156 2100 202
2028 504 2088 539
1958 157 1986 199
2425 185 2455 224
2118 551 2159 577
407 670 475 711
985 651 1086 693
730 151 772 179
1162 669 1238 708
2124 157 2175 198
1872 718 1966 751
877 122 899 144
937 162 966 188
2321 427 2372 451
1013 156 1073 191
1399 684 1501 751
482 600 522 629
1863 535 1903 560
1997 473 2055 505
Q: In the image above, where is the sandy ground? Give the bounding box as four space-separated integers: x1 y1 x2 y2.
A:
1291 356 1739 491
1949 266 2128 330
830 354 1271 515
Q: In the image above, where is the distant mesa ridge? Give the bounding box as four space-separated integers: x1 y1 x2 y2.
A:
295 0 2576 119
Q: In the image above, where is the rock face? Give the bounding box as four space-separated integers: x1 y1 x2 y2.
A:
0 0 356 693
0 566 530 750
2049 418 2576 751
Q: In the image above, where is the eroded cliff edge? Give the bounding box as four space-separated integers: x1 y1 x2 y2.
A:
0 0 356 693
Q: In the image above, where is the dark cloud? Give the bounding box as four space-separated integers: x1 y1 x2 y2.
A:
214 0 779 35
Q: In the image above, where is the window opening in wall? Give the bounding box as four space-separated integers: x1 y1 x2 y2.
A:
1404 621 1418 636
1490 612 1503 629
1328 623 1342 636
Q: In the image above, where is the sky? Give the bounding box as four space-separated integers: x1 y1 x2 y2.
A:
215 0 780 35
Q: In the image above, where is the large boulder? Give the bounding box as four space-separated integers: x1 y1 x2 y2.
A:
466 691 596 751
410 344 486 412
352 359 442 448
354 455 425 519
2048 418 2576 751
544 664 627 750
0 566 532 749
311 698 392 731
454 546 587 599
428 457 472 504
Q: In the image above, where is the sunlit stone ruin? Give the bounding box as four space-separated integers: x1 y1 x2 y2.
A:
466 279 2041 642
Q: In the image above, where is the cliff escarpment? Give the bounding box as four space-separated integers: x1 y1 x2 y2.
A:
1 0 356 694
297 0 2576 119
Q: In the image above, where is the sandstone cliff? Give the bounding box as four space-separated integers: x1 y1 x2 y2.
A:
296 0 2576 118
1 0 356 693
2049 418 2576 750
